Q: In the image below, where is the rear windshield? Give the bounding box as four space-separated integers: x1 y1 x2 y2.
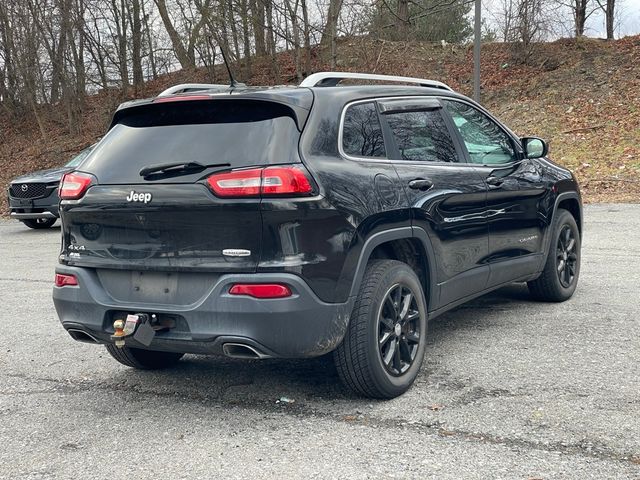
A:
79 100 301 184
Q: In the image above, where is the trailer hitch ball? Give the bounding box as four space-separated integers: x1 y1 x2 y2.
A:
112 319 126 348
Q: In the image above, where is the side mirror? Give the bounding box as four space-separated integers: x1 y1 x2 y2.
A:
521 137 548 159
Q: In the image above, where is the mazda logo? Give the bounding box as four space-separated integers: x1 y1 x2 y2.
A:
21 184 28 192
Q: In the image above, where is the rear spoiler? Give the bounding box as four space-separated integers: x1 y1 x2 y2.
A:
109 90 313 131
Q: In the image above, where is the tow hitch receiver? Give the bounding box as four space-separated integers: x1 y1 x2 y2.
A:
110 313 156 348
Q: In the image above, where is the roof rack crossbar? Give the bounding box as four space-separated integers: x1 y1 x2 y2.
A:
157 83 231 97
299 72 452 91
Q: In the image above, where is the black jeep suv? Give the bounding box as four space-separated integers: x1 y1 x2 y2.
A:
53 72 582 398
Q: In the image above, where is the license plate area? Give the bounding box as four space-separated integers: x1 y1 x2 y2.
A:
16 199 34 207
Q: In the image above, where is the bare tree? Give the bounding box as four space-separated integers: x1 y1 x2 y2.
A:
595 0 615 38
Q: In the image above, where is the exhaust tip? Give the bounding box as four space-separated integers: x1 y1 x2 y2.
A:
222 343 270 360
67 329 100 344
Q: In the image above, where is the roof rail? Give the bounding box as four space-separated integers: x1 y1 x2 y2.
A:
299 72 452 91
157 83 231 97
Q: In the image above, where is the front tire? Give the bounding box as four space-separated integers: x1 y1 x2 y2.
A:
334 260 428 399
22 218 56 229
528 208 581 302
105 344 184 369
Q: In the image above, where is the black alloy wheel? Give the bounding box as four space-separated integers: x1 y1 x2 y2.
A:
556 225 578 288
378 284 421 376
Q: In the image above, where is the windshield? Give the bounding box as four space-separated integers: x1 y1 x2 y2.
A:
65 145 95 167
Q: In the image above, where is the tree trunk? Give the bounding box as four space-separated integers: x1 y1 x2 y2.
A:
605 0 615 39
574 0 587 36
130 0 144 91
320 0 343 66
301 0 311 74
396 0 410 39
141 0 158 79
154 0 196 69
250 0 266 57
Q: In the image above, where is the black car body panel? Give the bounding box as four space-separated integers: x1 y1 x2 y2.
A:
53 79 582 358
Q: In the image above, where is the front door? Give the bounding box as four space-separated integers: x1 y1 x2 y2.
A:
441 99 548 287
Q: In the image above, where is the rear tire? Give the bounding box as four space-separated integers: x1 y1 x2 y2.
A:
22 218 56 229
333 260 428 399
528 208 581 302
105 344 184 369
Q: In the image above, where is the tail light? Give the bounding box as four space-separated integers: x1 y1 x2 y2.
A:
229 283 292 298
55 273 78 287
207 166 314 198
60 172 94 200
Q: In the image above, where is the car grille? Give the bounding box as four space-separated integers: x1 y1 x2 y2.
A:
9 183 49 199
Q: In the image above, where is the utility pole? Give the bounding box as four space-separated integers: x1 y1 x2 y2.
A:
473 0 481 102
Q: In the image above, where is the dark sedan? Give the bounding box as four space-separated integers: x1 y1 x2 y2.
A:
7 145 94 229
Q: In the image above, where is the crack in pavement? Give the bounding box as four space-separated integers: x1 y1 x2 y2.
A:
4 372 639 468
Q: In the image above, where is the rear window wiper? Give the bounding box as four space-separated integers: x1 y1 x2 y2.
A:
139 161 230 178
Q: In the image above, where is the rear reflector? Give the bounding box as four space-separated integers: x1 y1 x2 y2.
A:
207 166 313 198
55 273 78 287
229 283 292 299
60 172 94 200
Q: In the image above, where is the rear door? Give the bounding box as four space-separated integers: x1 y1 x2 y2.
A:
378 98 490 310
441 99 548 286
60 98 304 273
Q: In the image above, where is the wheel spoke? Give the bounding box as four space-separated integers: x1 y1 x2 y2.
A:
406 310 420 323
398 292 413 321
379 331 394 347
392 339 402 372
383 339 396 368
564 266 571 285
557 259 565 273
566 238 576 252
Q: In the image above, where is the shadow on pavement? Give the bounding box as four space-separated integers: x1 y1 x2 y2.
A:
97 283 537 403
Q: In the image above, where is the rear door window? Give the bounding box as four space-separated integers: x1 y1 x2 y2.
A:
342 102 386 158
385 109 459 163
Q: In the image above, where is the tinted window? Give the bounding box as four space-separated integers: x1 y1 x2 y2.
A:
385 109 458 163
342 102 386 158
443 100 517 165
79 100 300 184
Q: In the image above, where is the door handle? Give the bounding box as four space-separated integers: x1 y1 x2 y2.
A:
486 176 504 187
408 178 433 191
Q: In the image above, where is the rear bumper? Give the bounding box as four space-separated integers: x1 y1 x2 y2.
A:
52 266 353 358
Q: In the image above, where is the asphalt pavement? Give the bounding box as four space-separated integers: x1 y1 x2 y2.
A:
0 204 638 479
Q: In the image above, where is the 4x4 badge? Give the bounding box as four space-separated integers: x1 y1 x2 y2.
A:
126 191 152 203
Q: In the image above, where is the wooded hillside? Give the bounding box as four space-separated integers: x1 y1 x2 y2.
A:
1 35 639 211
